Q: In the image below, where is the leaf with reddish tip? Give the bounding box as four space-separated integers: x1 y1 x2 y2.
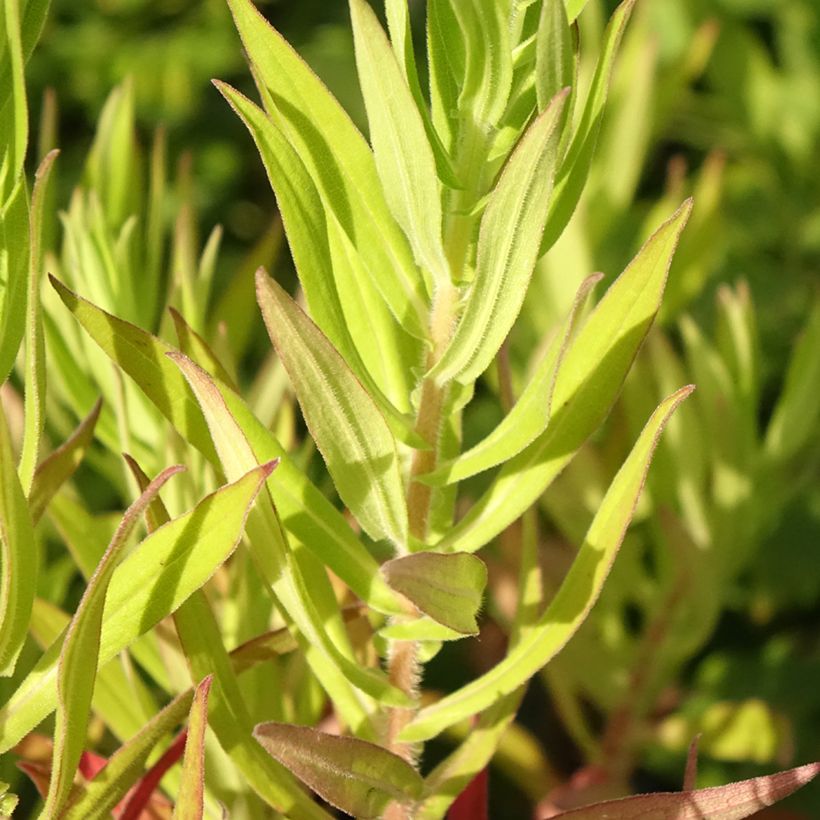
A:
382 552 487 635
253 722 423 818
28 398 101 524
551 762 820 818
172 676 212 820
44 464 185 817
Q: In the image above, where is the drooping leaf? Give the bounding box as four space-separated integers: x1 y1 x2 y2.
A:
0 464 272 755
28 398 101 524
350 0 449 285
437 200 692 553
430 89 569 385
382 552 487 635
253 722 424 819
0 404 37 676
551 761 820 819
43 464 184 816
256 270 409 547
541 0 636 254
400 387 693 742
172 676 212 820
225 0 430 334
18 149 58 492
425 273 601 486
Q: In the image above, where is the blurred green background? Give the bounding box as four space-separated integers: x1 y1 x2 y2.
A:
19 0 820 815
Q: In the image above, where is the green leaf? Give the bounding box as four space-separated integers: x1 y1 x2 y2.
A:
550 762 820 818
170 351 411 713
172 676 211 820
541 0 636 253
226 0 430 334
169 306 237 392
43 464 184 817
400 386 693 742
0 463 271 755
382 552 487 635
253 722 424 819
0 0 28 197
18 149 58 492
536 0 576 115
437 199 692 553
215 83 422 441
430 89 569 385
426 0 463 152
0 175 29 383
425 273 601 486
378 618 466 643
256 270 409 547
350 0 449 285
49 275 219 464
28 398 101 524
0 404 37 676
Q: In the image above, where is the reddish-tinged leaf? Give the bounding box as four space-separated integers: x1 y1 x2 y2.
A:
172 676 212 819
448 766 488 820
550 762 820 819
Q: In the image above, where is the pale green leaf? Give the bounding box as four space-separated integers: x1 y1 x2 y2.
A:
43 464 184 816
0 405 37 676
18 149 58 492
0 464 271 755
431 89 569 385
0 176 29 383
254 722 424 819
541 0 636 253
256 270 408 547
426 0 463 152
536 0 575 115
425 273 601 485
400 386 693 742
378 618 465 643
172 676 212 820
225 0 430 334
437 200 692 553
351 0 448 284
0 0 27 197
382 552 487 635
28 398 101 524
169 306 237 392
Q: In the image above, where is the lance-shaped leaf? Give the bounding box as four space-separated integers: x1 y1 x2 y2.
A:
400 387 693 742
170 352 410 712
437 200 692 554
19 149 58 492
430 90 569 385
256 270 408 547
48 279 403 615
172 676 212 820
0 405 37 676
254 722 424 819
0 464 271 755
425 274 601 486
0 0 27 193
350 0 448 285
28 398 101 524
536 0 576 115
226 0 430 334
43 464 184 816
382 552 487 635
541 0 636 253
551 761 820 818
169 307 237 392
215 83 421 442
0 177 29 384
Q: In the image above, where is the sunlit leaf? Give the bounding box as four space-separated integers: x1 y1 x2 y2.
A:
172 676 212 820
400 387 693 742
254 722 424 819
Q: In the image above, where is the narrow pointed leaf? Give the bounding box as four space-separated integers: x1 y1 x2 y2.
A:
28 398 101 524
425 273 601 486
552 762 820 819
254 722 424 819
257 270 408 547
536 0 575 113
169 307 237 392
382 552 487 635
350 0 448 284
43 464 184 816
438 200 692 553
431 90 569 385
0 406 37 676
226 0 430 334
19 149 58 492
0 464 271 755
0 177 29 383
400 387 693 742
172 676 212 820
